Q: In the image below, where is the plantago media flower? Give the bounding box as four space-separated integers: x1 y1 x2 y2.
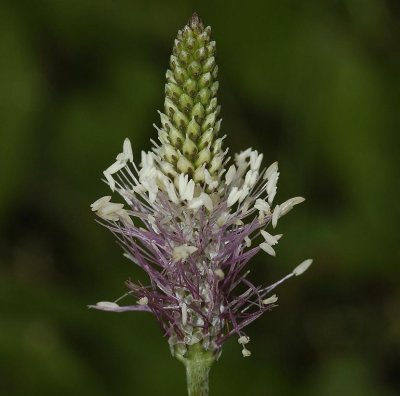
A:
89 13 311 369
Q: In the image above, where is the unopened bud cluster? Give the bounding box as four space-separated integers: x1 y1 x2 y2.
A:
155 13 223 188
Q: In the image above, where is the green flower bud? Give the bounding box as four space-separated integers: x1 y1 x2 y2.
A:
187 118 201 140
173 110 189 129
178 49 190 65
193 165 205 183
207 41 216 56
168 125 184 147
191 102 205 121
206 98 217 114
203 56 215 73
202 111 217 132
209 154 223 174
160 161 178 178
177 155 194 174
166 70 176 83
188 60 202 77
210 81 219 96
195 147 211 167
194 47 206 61
199 72 212 89
182 135 198 158
166 83 182 100
165 97 178 117
163 144 179 164
198 128 214 150
179 93 193 112
183 78 197 96
156 13 224 188
212 137 224 154
173 66 188 84
198 88 212 106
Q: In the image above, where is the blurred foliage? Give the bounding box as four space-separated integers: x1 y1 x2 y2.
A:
0 0 399 395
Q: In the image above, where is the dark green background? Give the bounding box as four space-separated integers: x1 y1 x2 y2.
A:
1 0 399 395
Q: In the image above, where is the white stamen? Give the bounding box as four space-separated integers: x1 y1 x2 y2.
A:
254 198 270 214
188 193 213 211
268 187 277 204
138 297 148 305
104 171 116 192
242 347 251 357
214 268 225 279
264 161 278 180
244 236 252 248
260 242 276 256
250 152 263 171
279 197 305 216
262 294 278 305
172 244 198 262
238 335 250 345
182 302 188 326
293 259 313 276
260 230 279 246
225 165 236 185
166 181 179 203
96 301 119 309
227 187 240 207
90 196 111 211
105 160 126 175
123 138 133 162
272 205 281 228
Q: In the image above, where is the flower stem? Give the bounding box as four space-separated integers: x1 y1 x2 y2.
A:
178 344 214 396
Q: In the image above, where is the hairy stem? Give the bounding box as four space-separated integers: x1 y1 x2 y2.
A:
177 344 214 396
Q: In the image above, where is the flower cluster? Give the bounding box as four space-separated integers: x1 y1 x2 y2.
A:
89 13 312 360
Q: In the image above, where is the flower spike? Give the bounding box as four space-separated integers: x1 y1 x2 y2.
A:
89 12 312 375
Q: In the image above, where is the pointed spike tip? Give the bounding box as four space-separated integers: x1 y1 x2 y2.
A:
188 12 204 29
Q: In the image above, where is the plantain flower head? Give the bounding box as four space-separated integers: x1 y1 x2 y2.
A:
89 13 312 361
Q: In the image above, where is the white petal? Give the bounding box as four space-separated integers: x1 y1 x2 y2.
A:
260 242 276 256
293 259 313 276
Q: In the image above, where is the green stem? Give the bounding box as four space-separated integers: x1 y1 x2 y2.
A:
177 344 214 396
